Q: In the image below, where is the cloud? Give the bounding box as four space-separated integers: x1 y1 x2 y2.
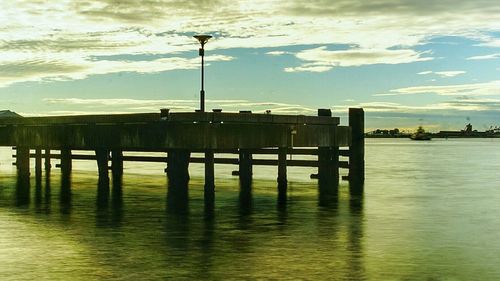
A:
417 70 465 77
0 55 233 88
266 51 293 56
467 53 500 60
418 71 433 75
42 98 317 115
434 71 466 77
332 98 500 114
0 0 499 86
375 80 500 96
284 46 432 72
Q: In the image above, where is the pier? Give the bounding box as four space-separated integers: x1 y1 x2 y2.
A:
0 108 364 203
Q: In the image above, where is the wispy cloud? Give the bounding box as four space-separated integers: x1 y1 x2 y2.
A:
375 80 500 96
467 53 500 60
417 70 466 77
0 55 233 88
0 0 499 86
285 46 432 72
332 98 500 114
42 98 317 115
266 51 293 56
434 71 466 77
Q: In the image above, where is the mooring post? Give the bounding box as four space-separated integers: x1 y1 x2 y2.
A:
95 148 109 179
332 145 340 185
204 150 215 203
348 108 365 188
317 109 336 189
44 149 51 171
60 148 72 176
111 149 123 178
277 146 287 201
239 149 253 186
35 148 42 178
166 149 191 186
16 146 30 177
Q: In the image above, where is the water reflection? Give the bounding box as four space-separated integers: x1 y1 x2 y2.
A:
165 180 190 257
96 176 110 209
60 173 72 215
347 194 365 280
111 174 124 227
166 179 189 215
15 174 30 207
316 185 366 280
95 174 124 228
238 181 252 216
318 181 339 208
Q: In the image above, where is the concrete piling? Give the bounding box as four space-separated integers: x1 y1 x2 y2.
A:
16 146 30 176
167 149 191 186
44 149 51 171
238 149 252 183
277 147 287 201
95 148 109 179
60 148 72 176
111 149 123 178
204 150 215 203
348 108 365 191
35 148 42 178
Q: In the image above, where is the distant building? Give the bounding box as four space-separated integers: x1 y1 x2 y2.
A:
366 128 405 137
0 110 22 118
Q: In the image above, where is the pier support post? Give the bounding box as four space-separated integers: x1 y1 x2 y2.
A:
317 109 338 193
35 148 42 178
318 147 335 185
348 108 365 191
16 146 30 177
111 149 123 178
44 149 51 171
204 150 215 203
239 149 253 185
166 149 190 186
332 145 340 185
95 148 109 179
60 148 72 176
277 147 287 202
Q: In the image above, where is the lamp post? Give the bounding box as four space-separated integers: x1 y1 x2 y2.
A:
194 35 212 112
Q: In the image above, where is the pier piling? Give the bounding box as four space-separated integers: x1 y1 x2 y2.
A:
348 108 365 190
35 148 42 178
16 146 30 176
44 149 51 171
277 147 287 201
95 149 109 179
238 149 253 188
204 150 215 202
60 148 72 176
111 149 123 178
167 149 191 186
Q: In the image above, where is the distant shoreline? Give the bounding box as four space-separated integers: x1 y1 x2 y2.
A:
365 134 500 138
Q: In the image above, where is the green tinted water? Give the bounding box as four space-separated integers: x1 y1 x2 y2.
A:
1 139 499 280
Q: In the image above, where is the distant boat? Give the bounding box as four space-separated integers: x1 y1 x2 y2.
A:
410 126 432 140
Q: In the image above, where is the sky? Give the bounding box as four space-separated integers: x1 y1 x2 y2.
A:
0 0 499 131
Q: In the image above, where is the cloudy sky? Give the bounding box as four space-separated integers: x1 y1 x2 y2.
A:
1 0 499 131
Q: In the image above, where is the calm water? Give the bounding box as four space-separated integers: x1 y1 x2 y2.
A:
1 139 499 280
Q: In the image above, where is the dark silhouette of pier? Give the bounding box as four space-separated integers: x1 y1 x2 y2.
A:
0 108 364 205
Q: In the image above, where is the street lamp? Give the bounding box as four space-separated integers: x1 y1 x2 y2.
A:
194 34 212 112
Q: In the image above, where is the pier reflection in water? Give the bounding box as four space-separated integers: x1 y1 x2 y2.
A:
2 138 500 280
4 171 365 280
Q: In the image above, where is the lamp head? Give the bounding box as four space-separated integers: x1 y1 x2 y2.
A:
194 35 212 46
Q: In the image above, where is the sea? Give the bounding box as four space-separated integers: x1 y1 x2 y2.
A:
0 138 499 280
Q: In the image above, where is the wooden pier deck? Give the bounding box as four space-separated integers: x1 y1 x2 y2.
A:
0 108 364 202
